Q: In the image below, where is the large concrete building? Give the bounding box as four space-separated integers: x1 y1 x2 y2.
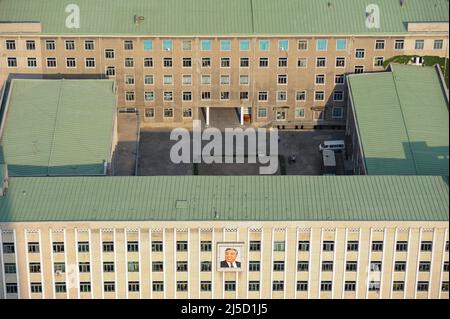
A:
0 176 448 299
0 0 448 128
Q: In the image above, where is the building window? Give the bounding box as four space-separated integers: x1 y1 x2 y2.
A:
259 58 269 67
128 282 140 292
46 40 56 50
298 40 308 50
201 92 211 100
315 74 325 85
200 241 212 252
152 262 164 272
336 39 347 50
79 262 90 273
26 40 36 50
335 74 345 85
28 242 40 253
163 108 174 118
29 262 41 273
347 241 359 251
55 282 67 293
124 58 134 68
240 92 249 100
30 283 43 294
295 108 305 118
54 262 66 273
103 262 115 272
274 241 285 252
314 91 325 101
163 75 173 85
369 281 381 292
257 108 267 118
335 57 345 68
333 91 344 102
332 107 343 119
84 40 94 50
278 57 288 67
278 74 288 84
395 40 405 50
182 58 192 68
277 91 287 101
182 40 192 51
2 243 15 254
162 39 173 51
201 75 211 85
249 281 260 292
201 40 212 51
220 75 231 85
202 58 211 68
240 57 250 68
259 40 270 51
221 40 231 51
370 261 382 272
374 57 384 67
240 39 250 51
127 241 139 252
346 261 357 272
442 282 449 292
421 241 433 252
316 39 328 51
143 39 153 51
221 58 231 68
152 241 163 252
396 241 408 252
415 40 425 50
273 261 285 272
296 91 306 101
66 58 76 68
323 241 334 252
321 281 332 291
53 242 65 253
221 92 230 100
182 108 192 118
298 241 310 251
124 40 134 50
419 262 431 272
163 58 172 68
273 281 284 291
344 281 356 292
103 242 114 252
80 282 91 293
176 261 188 272
444 262 449 272
322 261 333 272
125 92 135 101
249 261 261 272
6 283 18 295
200 281 212 292
354 66 364 74
297 58 307 68
417 282 429 292
5 40 16 50
225 281 236 292
297 261 309 272
176 241 188 252
240 75 249 85
393 281 405 292
258 91 268 101
104 282 115 292
144 57 154 68
106 66 115 76
375 39 385 50
105 49 115 59
127 261 139 272
278 39 289 51
65 40 75 50
394 261 406 272
45 57 57 68
316 57 326 68
153 281 164 292
201 261 212 272
297 281 308 291
145 108 155 118
85 58 95 68
434 39 444 50
355 49 365 59
177 281 188 292
144 75 154 85
7 57 17 68
4 263 16 274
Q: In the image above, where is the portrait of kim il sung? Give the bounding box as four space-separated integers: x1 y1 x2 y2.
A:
217 243 245 272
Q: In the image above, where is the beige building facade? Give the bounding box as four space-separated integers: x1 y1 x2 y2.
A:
0 221 448 299
0 27 448 128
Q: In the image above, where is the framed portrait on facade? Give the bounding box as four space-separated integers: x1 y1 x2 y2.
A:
216 242 245 272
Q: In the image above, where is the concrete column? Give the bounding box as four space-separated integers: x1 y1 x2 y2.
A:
205 107 210 126
240 107 244 126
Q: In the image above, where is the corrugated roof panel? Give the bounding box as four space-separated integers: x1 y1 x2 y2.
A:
0 0 448 35
348 64 449 176
0 176 447 222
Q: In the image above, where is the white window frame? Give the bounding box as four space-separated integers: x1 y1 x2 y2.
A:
85 57 96 68
65 57 77 68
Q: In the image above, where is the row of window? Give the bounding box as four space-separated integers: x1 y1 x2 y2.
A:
5 280 448 295
3 240 446 254
4 55 378 70
3 38 444 53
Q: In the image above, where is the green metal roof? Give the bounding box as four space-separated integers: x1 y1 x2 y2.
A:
0 0 448 35
0 176 448 222
0 79 116 176
348 64 449 176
